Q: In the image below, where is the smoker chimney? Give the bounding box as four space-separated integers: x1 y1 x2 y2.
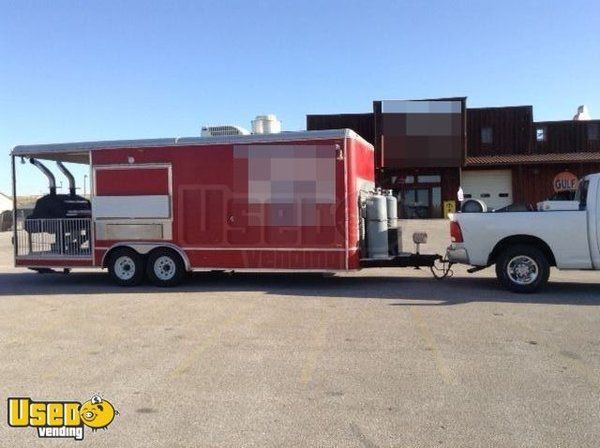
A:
30 158 57 195
56 161 76 196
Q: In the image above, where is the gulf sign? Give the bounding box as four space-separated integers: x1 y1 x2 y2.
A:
553 171 579 192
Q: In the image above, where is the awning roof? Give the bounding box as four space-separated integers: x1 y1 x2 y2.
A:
465 152 600 167
10 129 367 164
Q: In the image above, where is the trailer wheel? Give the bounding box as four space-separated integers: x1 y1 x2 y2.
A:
108 248 145 287
495 244 550 293
146 248 186 287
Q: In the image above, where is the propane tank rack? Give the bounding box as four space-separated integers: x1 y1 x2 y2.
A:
359 188 452 278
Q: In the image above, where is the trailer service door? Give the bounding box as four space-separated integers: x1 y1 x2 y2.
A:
92 164 172 240
461 169 513 210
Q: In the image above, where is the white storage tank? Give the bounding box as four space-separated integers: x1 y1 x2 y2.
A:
385 190 401 255
251 114 282 134
366 190 389 259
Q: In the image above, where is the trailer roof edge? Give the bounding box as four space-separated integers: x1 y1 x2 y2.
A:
11 129 372 156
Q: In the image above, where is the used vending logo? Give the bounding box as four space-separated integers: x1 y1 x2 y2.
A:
7 394 118 441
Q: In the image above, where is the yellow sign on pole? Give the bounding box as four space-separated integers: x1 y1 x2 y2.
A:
443 200 456 219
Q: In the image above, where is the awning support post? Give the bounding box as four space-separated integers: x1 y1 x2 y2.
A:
11 155 18 262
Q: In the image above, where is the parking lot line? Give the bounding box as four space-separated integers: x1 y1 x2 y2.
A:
409 307 456 386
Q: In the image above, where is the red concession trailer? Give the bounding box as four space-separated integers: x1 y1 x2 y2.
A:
11 129 441 286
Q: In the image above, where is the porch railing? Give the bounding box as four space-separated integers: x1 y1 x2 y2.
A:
16 218 92 258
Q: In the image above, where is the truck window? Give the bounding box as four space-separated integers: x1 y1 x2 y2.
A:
574 180 589 210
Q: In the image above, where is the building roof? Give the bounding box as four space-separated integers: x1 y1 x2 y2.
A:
465 152 600 167
467 105 533 112
10 129 369 164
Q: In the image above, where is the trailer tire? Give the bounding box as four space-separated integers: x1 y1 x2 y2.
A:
146 248 186 287
495 244 550 293
108 248 145 287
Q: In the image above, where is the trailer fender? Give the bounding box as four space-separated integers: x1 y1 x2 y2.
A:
101 242 191 271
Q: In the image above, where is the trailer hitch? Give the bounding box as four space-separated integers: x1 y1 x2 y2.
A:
430 257 454 280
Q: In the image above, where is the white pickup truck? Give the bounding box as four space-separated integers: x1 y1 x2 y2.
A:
447 174 597 293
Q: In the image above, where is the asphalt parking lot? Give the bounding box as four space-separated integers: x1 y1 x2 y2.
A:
0 220 599 447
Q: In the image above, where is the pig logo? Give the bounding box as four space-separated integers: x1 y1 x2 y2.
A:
79 394 119 431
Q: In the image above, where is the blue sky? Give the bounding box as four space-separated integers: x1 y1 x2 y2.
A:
1 0 599 195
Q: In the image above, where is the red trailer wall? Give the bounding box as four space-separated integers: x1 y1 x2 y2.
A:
92 135 374 270
346 136 376 268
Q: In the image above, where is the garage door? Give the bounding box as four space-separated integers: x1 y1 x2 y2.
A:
461 170 513 210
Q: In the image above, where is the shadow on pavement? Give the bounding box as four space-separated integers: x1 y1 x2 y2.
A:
0 270 599 306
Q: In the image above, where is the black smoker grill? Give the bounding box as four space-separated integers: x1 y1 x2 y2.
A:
24 159 91 255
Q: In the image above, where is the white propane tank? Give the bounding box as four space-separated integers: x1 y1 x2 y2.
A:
251 114 282 134
385 190 401 255
366 190 389 259
359 192 368 255
385 190 397 225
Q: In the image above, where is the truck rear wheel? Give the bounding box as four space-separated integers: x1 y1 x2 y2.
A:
108 248 145 286
495 244 550 293
146 248 186 287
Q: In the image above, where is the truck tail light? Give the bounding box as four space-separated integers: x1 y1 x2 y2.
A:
450 221 463 243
